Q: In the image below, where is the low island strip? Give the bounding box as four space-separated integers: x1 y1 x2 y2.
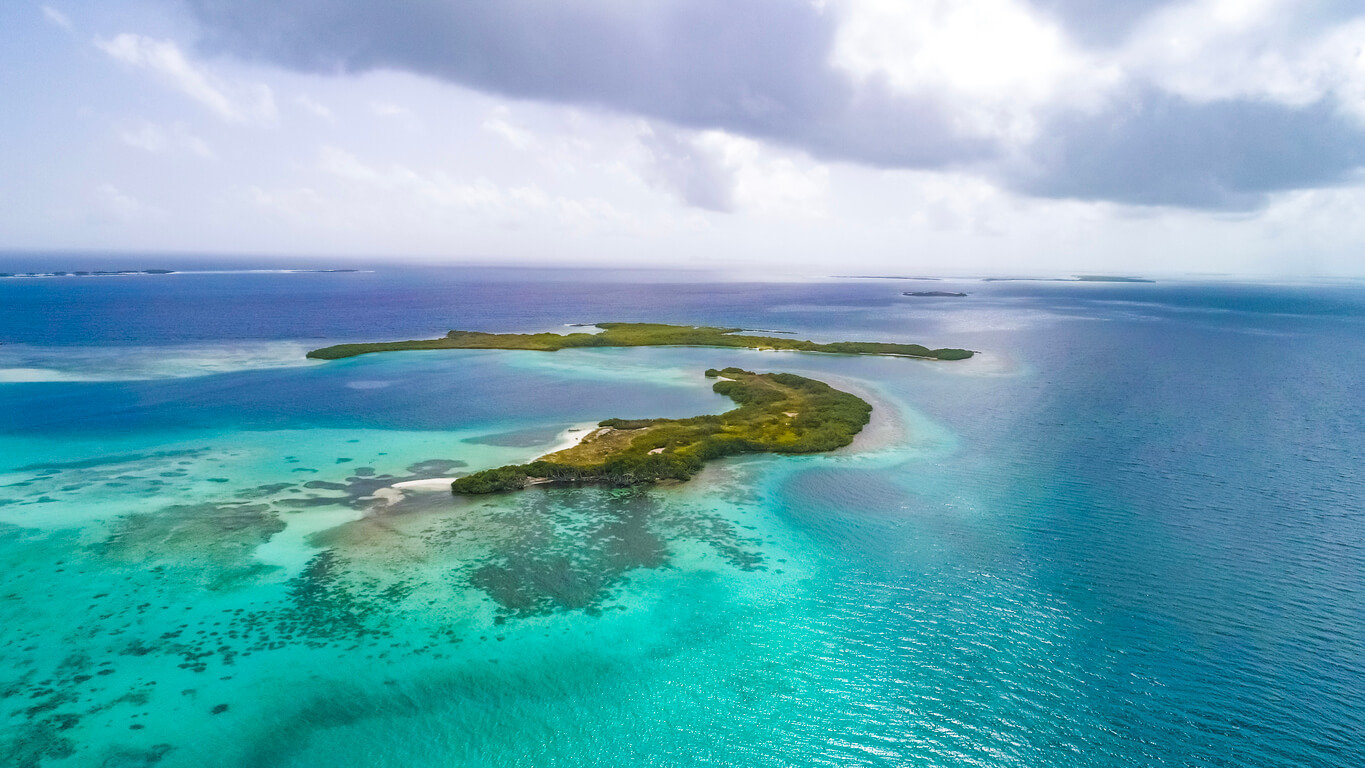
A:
306 322 974 361
449 367 871 494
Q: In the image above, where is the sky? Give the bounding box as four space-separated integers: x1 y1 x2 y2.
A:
3 0 1365 276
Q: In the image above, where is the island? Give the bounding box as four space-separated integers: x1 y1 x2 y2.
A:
306 322 974 361
904 291 968 297
981 275 1155 283
0 268 360 279
0 269 177 278
450 367 871 493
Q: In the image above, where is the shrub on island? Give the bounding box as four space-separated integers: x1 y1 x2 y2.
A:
450 368 872 494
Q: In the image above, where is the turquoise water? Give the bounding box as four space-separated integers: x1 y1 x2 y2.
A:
1 270 1362 766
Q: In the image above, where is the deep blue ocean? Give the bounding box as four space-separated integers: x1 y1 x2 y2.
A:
1 266 1362 767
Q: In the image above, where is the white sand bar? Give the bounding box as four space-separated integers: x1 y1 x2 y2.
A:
390 478 460 491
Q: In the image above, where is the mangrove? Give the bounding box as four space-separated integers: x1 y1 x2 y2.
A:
449 368 872 494
307 322 974 361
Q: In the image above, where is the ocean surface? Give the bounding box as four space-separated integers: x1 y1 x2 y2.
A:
1 266 1362 767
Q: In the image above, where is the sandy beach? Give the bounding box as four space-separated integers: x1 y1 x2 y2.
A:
377 422 600 501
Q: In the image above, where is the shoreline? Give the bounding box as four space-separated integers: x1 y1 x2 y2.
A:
803 373 905 454
376 422 600 501
535 422 601 457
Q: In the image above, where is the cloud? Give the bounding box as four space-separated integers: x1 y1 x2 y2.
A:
639 127 737 212
1013 89 1365 208
295 94 333 121
1034 0 1365 48
483 106 537 151
312 145 627 230
177 0 1365 210
118 120 215 158
1026 0 1180 46
831 0 1114 143
96 33 277 124
42 6 72 30
95 183 163 222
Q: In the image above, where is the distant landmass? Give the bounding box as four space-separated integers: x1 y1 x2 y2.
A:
0 268 360 278
833 275 943 280
833 274 1154 283
904 291 968 297
307 322 975 361
0 269 176 278
982 275 1155 283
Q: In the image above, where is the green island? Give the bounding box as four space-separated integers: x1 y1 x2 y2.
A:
306 322 974 361
449 368 871 494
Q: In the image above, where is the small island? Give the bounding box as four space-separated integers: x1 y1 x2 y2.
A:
450 367 871 493
307 322 973 361
0 269 176 278
981 275 1155 283
904 291 968 297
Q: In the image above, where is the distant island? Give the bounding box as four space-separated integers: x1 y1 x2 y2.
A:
833 274 1155 283
0 268 360 279
981 275 1155 283
904 291 968 297
306 322 974 361
450 367 871 493
0 269 176 278
834 275 944 280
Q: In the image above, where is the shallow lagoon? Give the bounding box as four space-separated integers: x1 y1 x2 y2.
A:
2 270 1363 766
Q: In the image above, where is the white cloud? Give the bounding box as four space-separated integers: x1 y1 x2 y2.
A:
42 6 72 30
636 125 829 216
95 183 163 222
313 146 626 231
1121 3 1365 122
638 125 736 212
831 0 1115 142
369 102 409 118
296 94 334 121
96 34 277 124
830 0 1365 147
368 101 424 131
246 185 329 223
117 120 215 158
697 132 829 218
483 106 537 150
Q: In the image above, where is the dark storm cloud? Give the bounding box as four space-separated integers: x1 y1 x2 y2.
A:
1015 91 1365 209
181 0 992 168
179 0 1365 210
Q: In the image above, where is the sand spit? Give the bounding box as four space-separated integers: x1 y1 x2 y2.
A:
377 423 600 500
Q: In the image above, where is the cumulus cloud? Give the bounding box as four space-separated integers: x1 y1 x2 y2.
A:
176 0 1365 209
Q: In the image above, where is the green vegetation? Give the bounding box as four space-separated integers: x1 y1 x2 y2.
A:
450 368 872 494
306 322 974 361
